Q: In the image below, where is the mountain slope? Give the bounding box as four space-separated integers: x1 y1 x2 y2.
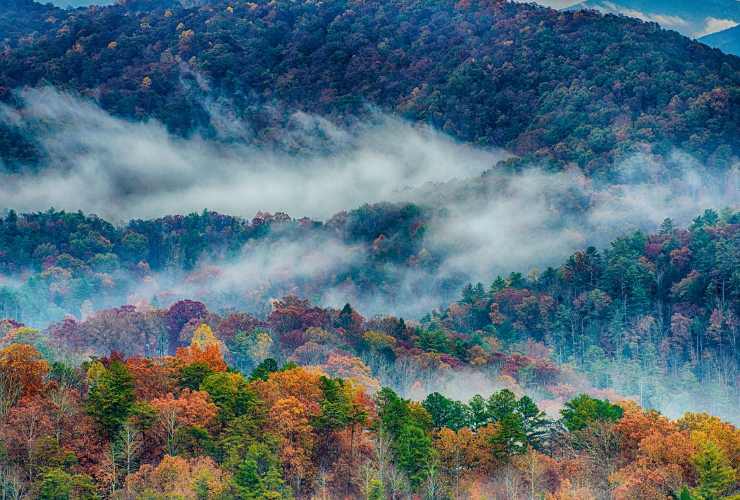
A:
568 0 740 38
701 24 740 56
0 0 65 48
0 0 738 174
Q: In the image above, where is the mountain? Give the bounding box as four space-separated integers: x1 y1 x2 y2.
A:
0 0 64 47
701 24 740 56
0 0 738 175
568 0 740 38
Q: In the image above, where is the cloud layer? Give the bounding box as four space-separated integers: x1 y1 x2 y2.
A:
0 88 506 222
1 87 737 321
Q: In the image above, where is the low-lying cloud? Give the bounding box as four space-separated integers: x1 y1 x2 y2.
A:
0 88 505 222
0 87 738 322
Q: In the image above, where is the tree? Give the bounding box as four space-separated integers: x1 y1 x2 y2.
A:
375 388 436 489
486 390 549 456
423 392 470 431
561 394 623 431
1 395 53 483
250 358 278 382
125 357 177 400
394 423 434 488
175 333 227 373
200 372 260 423
37 468 98 500
0 344 49 415
229 329 273 373
86 359 136 437
165 300 208 353
692 443 735 500
269 396 315 493
150 390 218 456
178 362 213 391
125 455 230 499
231 442 292 499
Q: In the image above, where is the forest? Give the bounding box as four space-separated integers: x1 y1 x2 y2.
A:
0 208 738 497
0 0 738 498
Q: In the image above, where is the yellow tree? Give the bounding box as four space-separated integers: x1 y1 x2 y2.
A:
125 455 230 498
175 324 227 372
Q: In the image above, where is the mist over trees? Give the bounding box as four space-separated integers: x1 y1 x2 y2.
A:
0 0 738 497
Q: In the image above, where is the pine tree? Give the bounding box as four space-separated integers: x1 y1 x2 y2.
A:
86 360 135 437
692 443 735 500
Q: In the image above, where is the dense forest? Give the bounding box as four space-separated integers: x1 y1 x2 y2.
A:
0 0 738 173
1 302 738 498
0 207 737 415
0 203 438 323
0 0 738 498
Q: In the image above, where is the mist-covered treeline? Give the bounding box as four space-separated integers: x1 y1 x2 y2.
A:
0 203 437 324
1 208 737 422
427 208 740 420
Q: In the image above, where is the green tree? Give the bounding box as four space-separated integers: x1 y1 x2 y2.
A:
86 359 135 437
560 394 623 431
395 423 434 488
231 442 292 499
249 358 278 382
37 468 98 500
313 377 352 431
178 362 213 390
486 390 548 454
422 392 470 431
376 387 435 488
376 388 409 438
691 443 735 500
200 372 260 423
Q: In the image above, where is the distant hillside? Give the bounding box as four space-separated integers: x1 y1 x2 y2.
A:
701 24 740 56
568 0 740 38
0 0 64 47
0 0 738 174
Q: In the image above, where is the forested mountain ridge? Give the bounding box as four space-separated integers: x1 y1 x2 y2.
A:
1 0 738 173
0 0 65 47
0 0 738 497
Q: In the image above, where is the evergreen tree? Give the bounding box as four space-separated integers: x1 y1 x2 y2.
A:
86 359 135 437
560 394 623 431
692 443 735 500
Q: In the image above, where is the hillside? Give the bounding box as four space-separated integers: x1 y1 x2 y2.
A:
2 324 738 499
0 0 738 174
0 0 64 47
701 24 740 57
0 210 737 498
0 0 738 498
0 206 737 420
